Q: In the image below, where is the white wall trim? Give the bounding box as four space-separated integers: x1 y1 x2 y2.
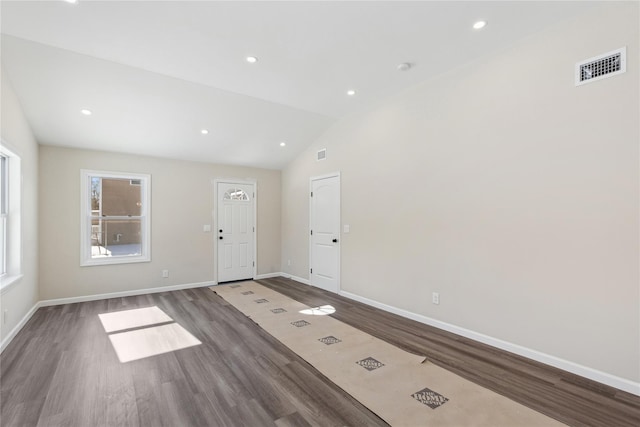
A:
38 282 215 307
1 280 216 353
0 301 39 352
0 273 24 295
6 273 637 396
39 281 215 307
280 273 310 285
338 289 640 396
255 272 282 280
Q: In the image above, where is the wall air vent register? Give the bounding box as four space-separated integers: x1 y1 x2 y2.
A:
575 47 626 86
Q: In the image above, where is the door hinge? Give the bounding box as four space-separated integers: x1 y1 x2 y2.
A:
253 261 255 267
310 191 313 197
310 268 313 274
253 226 255 232
310 230 313 236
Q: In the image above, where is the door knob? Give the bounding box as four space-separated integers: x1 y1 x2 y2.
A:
219 229 223 233
219 236 223 240
332 238 338 243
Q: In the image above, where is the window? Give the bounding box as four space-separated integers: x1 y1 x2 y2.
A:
223 188 250 201
0 142 22 291
80 170 150 266
1 155 8 277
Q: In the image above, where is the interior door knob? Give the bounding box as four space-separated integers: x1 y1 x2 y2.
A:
219 229 223 233
219 236 223 240
332 238 338 243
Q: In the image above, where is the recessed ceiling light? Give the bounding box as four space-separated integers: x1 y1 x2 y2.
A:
246 56 258 64
279 142 286 147
201 129 209 135
397 62 412 71
346 89 356 96
81 109 92 116
473 21 487 30
64 0 79 4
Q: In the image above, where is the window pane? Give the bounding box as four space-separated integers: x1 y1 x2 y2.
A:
90 176 101 216
223 188 249 201
0 156 7 215
91 218 142 258
1 156 7 276
96 177 143 216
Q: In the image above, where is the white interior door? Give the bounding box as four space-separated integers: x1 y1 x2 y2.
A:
310 174 340 293
217 181 255 283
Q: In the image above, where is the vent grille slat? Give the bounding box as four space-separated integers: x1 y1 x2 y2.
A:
576 47 626 86
317 148 326 161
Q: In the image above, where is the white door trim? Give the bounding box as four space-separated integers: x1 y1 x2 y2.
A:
213 178 257 284
309 172 341 293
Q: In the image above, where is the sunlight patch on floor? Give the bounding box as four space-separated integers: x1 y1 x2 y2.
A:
299 305 336 316
99 306 201 363
98 306 173 333
108 323 202 363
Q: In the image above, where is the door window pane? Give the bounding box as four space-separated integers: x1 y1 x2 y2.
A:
223 188 249 201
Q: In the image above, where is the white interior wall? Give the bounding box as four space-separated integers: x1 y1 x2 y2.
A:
281 3 639 385
1 1 638 393
0 69 39 345
38 145 281 300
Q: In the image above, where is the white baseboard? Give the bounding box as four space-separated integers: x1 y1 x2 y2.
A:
279 273 310 285
6 274 637 396
0 302 40 353
38 281 216 307
1 281 216 353
338 289 640 396
255 272 282 280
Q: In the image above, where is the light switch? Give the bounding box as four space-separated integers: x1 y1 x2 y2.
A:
203 224 211 232
343 224 350 233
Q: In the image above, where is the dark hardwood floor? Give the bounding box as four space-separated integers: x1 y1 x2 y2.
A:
257 277 640 427
1 278 639 426
1 287 387 427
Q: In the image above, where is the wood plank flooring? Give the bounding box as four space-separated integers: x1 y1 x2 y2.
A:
1 288 387 427
257 277 640 427
2 277 639 426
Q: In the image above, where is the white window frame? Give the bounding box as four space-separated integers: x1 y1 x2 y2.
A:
80 169 151 266
1 155 7 277
0 141 23 293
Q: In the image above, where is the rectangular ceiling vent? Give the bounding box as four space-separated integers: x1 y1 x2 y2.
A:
317 148 327 161
575 47 626 86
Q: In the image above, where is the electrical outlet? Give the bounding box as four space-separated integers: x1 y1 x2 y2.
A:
432 292 440 305
287 259 291 266
162 270 169 278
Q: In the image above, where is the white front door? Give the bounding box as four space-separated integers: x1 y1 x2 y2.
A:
216 181 255 283
309 174 340 293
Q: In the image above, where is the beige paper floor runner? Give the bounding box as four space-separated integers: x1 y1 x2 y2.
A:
212 281 564 427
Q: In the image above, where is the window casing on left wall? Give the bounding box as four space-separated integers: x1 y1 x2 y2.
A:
80 170 151 266
0 142 22 292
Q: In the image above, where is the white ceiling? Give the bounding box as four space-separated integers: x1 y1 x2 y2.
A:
1 1 595 169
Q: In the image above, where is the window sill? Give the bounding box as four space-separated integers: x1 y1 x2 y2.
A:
0 273 24 295
81 255 151 267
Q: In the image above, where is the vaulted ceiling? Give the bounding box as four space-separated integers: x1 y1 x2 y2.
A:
1 1 595 169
